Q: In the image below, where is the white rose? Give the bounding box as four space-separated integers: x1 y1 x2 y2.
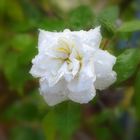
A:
30 27 117 106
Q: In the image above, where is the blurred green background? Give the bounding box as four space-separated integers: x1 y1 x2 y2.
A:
0 0 140 140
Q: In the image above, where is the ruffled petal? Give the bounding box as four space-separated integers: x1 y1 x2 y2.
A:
94 72 116 90
64 58 80 82
39 78 68 106
38 27 102 53
69 26 102 48
48 62 68 86
38 29 61 53
68 83 96 103
94 49 117 90
67 59 96 103
30 54 63 78
29 64 45 78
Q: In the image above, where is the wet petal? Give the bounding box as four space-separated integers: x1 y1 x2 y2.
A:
71 26 102 48
68 84 96 103
39 78 68 106
94 49 117 90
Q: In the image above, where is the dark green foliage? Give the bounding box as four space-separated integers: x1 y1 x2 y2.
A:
118 20 140 32
42 102 81 140
96 6 119 38
10 126 45 140
134 71 140 118
1 34 37 93
68 6 95 30
114 48 140 84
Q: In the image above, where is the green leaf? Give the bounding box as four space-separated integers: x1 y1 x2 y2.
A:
97 6 119 23
96 6 119 38
11 34 37 65
134 70 140 118
42 102 81 140
6 0 25 22
114 48 140 84
0 43 8 68
0 0 6 18
10 20 37 32
10 126 45 140
2 91 47 121
42 111 56 140
38 19 66 31
19 0 42 20
68 6 95 30
95 127 112 140
118 20 140 32
3 34 36 93
3 54 27 93
99 19 116 38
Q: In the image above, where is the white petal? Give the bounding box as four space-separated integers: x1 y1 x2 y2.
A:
30 64 45 78
68 59 96 93
70 58 80 76
38 29 61 53
38 27 102 53
94 49 117 90
48 62 68 86
83 26 102 48
71 26 102 48
30 54 63 78
94 72 116 90
64 58 80 82
29 54 48 78
68 84 96 103
39 78 68 106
